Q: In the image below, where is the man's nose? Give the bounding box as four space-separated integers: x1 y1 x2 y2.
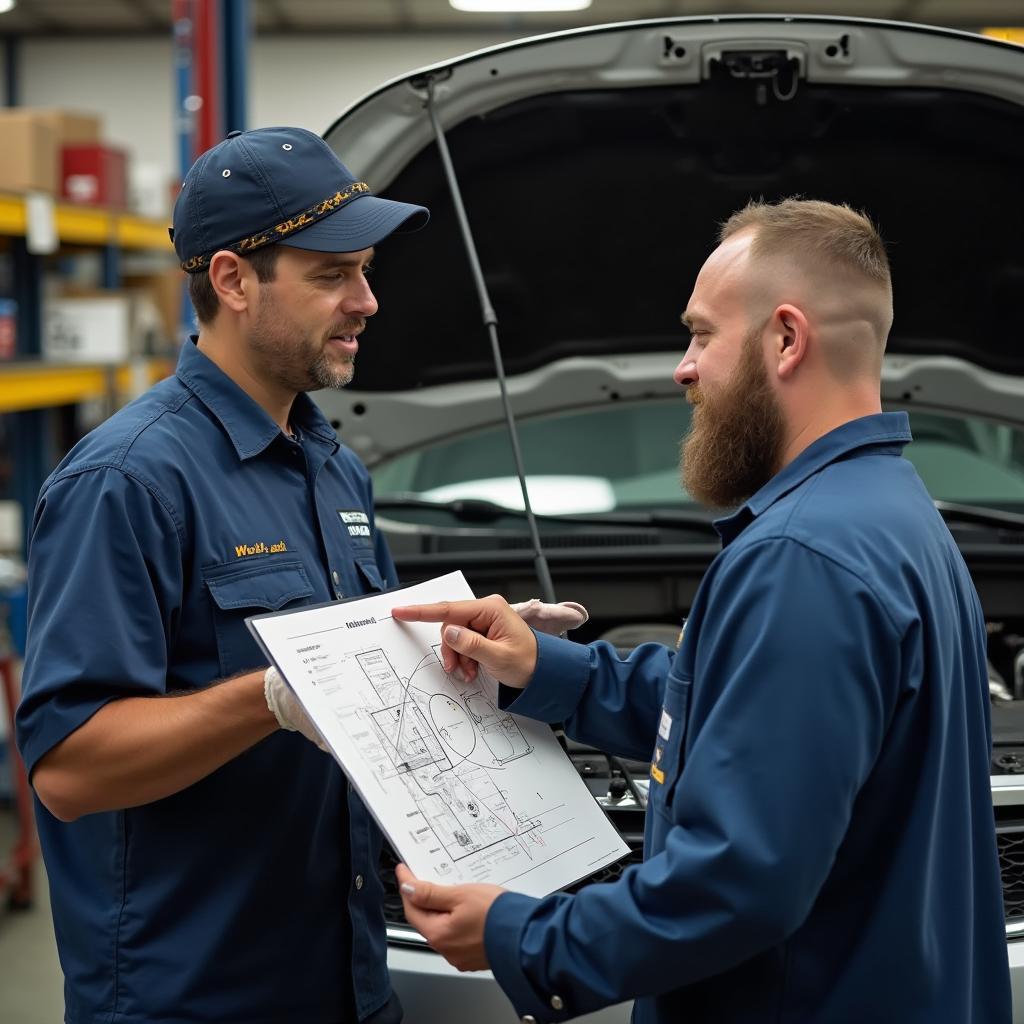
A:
674 356 698 388
342 275 378 317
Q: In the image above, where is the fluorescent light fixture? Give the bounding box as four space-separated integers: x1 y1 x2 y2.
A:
450 0 592 11
0 0 16 14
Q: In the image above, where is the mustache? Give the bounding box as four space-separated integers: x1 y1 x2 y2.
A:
326 319 366 338
685 386 703 407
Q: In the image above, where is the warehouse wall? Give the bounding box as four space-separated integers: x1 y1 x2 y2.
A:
16 32 518 187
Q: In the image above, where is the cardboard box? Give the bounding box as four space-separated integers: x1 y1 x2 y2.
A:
0 111 57 194
32 109 101 148
44 294 133 362
62 144 128 208
43 291 169 362
129 161 170 219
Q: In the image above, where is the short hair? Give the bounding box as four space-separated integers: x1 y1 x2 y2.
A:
719 198 891 290
188 245 282 325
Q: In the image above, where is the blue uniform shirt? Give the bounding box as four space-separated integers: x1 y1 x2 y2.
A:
17 340 400 1024
485 413 1010 1024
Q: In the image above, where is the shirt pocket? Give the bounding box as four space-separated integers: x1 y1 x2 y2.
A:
203 559 314 678
648 670 693 820
353 555 386 594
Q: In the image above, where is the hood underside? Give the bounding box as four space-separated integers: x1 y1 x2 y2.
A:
323 16 1024 393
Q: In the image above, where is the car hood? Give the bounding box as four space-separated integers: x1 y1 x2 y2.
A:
319 15 1024 461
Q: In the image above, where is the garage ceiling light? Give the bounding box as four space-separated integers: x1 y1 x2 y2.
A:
450 0 592 11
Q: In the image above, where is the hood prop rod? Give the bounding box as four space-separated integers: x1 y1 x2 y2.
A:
424 75 557 606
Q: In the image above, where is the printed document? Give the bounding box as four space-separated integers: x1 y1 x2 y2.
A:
247 571 629 897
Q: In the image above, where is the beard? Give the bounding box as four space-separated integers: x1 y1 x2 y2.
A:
680 326 785 509
249 295 361 393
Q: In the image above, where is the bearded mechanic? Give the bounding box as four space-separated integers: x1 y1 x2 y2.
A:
16 127 431 1024
393 199 1011 1023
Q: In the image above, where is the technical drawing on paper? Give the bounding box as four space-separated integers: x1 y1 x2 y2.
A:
247 570 630 896
354 645 544 866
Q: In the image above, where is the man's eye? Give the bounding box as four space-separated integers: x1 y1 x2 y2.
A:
363 264 375 276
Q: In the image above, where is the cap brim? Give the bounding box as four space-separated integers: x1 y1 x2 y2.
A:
277 194 429 254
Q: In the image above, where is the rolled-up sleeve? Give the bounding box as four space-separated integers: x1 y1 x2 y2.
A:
485 538 897 1021
16 467 184 776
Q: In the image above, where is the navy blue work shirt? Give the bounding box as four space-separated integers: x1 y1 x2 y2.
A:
17 339 400 1024
485 413 1011 1023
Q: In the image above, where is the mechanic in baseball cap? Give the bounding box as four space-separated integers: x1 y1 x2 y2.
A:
171 124 428 419
16 128 427 1023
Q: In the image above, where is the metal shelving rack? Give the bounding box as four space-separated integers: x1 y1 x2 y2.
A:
0 192 177 557
2 0 251 556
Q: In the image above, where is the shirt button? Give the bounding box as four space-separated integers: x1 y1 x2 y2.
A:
551 995 564 1010
332 570 340 585
355 874 364 890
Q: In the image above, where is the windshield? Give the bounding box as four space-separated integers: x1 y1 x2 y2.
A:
371 400 1024 516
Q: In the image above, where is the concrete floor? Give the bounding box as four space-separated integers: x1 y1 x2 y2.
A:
0 806 65 1023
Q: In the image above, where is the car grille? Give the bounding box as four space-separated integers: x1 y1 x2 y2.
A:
998 824 1024 925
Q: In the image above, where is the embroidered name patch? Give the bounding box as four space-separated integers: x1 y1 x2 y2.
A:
234 540 288 558
658 709 673 741
338 509 371 539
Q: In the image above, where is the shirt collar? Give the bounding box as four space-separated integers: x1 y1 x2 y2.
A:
175 337 339 461
714 411 912 547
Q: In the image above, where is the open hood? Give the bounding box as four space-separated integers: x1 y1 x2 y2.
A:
322 15 1024 403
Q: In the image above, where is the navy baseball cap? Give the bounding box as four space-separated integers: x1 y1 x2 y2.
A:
170 126 429 273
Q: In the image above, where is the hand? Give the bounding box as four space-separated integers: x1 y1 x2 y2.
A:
263 666 329 751
396 863 505 972
392 595 538 687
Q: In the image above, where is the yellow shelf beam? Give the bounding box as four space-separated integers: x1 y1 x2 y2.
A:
0 197 27 236
0 193 172 252
117 216 172 250
0 359 174 413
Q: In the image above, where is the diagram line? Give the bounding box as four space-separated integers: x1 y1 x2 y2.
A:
498 836 596 886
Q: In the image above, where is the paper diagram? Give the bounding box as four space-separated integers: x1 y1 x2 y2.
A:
248 571 629 896
355 644 542 869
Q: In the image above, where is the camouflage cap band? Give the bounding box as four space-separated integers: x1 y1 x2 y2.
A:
180 182 372 273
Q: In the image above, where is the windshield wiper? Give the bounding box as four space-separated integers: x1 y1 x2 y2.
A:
374 496 720 533
934 501 1024 533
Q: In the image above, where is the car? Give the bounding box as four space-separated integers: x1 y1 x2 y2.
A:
318 14 1024 1022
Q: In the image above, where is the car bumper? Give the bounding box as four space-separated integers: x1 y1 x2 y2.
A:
387 935 632 1024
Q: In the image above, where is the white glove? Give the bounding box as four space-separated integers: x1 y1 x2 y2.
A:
510 598 589 635
264 666 329 752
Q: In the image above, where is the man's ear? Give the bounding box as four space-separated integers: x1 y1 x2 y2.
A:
208 251 252 315
772 303 810 380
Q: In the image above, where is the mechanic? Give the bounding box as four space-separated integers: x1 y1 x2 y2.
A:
392 199 1011 1023
15 127 430 1023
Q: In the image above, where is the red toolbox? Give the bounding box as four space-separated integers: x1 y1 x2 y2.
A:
62 143 128 208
